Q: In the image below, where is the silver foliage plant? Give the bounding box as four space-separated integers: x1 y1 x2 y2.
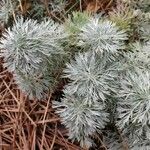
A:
63 51 116 104
54 14 150 149
117 70 150 149
119 42 150 71
0 0 15 24
112 41 150 149
14 72 51 99
78 17 127 55
0 17 66 99
0 17 65 74
54 51 118 147
53 93 109 148
53 15 128 148
117 70 150 128
139 13 150 41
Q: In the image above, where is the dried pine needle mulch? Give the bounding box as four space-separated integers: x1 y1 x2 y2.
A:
0 58 83 150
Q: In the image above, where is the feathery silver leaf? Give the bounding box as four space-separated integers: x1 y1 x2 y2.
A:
63 51 116 104
78 17 127 55
53 93 108 148
0 17 66 74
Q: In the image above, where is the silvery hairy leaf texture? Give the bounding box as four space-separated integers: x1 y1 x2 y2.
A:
64 11 90 55
124 0 150 12
0 17 66 75
65 11 89 35
105 128 150 150
117 123 150 149
63 51 116 104
53 93 108 148
49 0 67 13
128 126 150 150
136 12 150 41
109 2 134 31
13 58 60 99
78 17 127 55
130 9 150 40
14 71 52 99
130 139 150 150
0 17 66 99
117 70 150 144
104 130 123 150
0 0 14 23
104 123 150 150
117 41 150 72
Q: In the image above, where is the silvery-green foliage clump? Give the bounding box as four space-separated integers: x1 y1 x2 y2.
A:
53 93 108 148
0 17 65 74
49 0 67 14
65 11 89 35
78 17 127 55
14 71 52 99
139 12 150 41
117 70 150 147
0 17 66 99
105 127 150 150
64 11 90 55
53 12 150 148
120 42 150 71
123 0 150 12
54 51 117 147
0 0 15 23
109 2 134 31
54 15 127 148
118 71 150 127
127 125 150 150
104 130 123 150
133 10 150 41
63 51 116 104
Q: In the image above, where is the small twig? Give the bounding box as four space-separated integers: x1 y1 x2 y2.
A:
36 118 59 124
18 0 23 13
44 0 51 16
42 92 52 124
57 129 70 150
94 134 108 150
9 0 17 23
50 123 57 150
40 124 47 150
79 0 82 11
23 110 36 127
105 0 114 9
2 79 19 105
49 12 64 23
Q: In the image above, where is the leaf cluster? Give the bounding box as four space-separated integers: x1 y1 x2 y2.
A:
0 17 66 99
54 16 128 147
